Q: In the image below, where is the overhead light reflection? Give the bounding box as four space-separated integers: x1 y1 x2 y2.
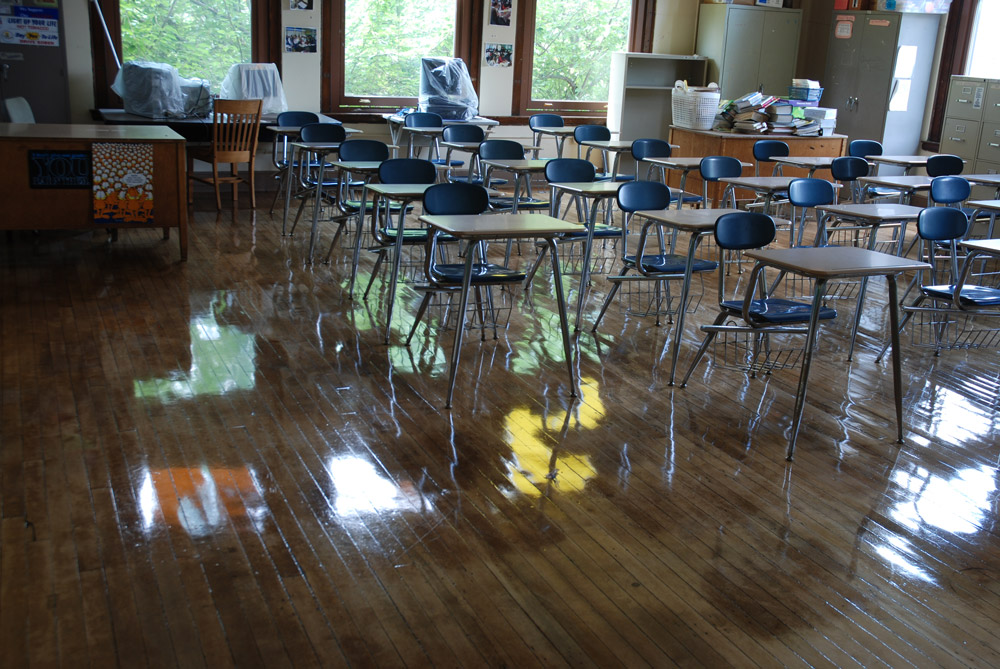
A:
327 456 429 518
891 465 996 536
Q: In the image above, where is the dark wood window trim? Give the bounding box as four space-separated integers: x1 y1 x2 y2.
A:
321 0 482 116
88 0 280 111
512 0 655 117
922 0 978 152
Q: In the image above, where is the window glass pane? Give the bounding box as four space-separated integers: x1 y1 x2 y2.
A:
344 0 456 98
120 0 252 92
531 0 629 102
967 1 1000 78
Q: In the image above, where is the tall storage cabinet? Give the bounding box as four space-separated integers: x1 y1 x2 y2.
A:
821 11 940 170
939 76 1000 175
607 53 708 141
695 4 802 101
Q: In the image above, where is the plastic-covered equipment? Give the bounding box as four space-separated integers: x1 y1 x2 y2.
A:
419 57 478 121
112 61 211 118
221 63 288 115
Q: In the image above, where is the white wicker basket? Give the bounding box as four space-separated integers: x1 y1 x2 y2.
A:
672 81 721 131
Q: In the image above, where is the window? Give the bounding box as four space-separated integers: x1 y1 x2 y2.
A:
88 0 279 109
323 0 480 114
343 1 455 99
119 0 252 93
514 0 653 116
966 0 1000 78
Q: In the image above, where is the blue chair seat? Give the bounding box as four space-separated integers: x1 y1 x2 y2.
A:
489 197 550 210
721 298 837 324
432 158 464 167
563 223 620 239
668 188 703 205
595 173 635 183
921 284 1000 306
380 227 438 243
625 254 717 274
431 263 526 284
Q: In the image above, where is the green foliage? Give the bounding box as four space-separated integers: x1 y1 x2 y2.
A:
531 0 629 102
344 0 455 99
120 0 252 92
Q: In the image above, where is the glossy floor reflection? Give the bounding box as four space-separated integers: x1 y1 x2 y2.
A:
1 199 999 666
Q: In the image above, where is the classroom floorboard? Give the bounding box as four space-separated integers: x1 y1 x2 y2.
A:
1 192 999 667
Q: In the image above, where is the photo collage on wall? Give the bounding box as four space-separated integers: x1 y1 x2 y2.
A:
485 0 514 67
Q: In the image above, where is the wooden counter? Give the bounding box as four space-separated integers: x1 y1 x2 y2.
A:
668 126 847 205
0 123 188 259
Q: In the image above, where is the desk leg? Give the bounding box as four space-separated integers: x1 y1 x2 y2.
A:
676 169 689 210
787 277 827 460
668 234 701 386
348 184 369 299
548 238 578 398
556 137 566 159
887 275 905 443
445 249 476 408
384 199 407 344
306 158 326 263
573 197 599 331
281 147 297 236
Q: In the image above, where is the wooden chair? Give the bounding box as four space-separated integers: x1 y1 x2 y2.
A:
188 98 262 209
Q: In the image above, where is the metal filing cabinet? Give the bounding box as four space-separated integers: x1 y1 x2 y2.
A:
940 77 1000 176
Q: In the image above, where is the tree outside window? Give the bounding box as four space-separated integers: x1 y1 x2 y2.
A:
343 0 455 99
120 0 252 92
529 0 629 104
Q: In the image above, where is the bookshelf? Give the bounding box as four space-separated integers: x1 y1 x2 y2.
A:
606 52 708 142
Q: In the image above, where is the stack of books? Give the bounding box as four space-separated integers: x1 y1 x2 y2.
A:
803 107 837 136
766 101 796 135
716 91 780 134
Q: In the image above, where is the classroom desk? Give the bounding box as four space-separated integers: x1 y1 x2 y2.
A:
628 208 742 386
720 175 799 213
544 181 622 330
287 140 343 257
366 182 436 344
576 139 679 179
440 140 482 182
814 203 923 361
667 126 847 202
382 114 499 155
532 126 576 158
643 156 752 209
741 246 930 460
0 123 188 259
865 154 930 175
963 174 1000 201
966 200 1000 239
418 212 585 408
773 156 835 178
479 158 550 213
858 175 933 204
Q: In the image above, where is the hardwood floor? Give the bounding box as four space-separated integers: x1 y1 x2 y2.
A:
1 195 999 667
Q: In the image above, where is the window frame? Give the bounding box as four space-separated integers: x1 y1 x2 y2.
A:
321 0 483 116
88 0 280 111
512 0 654 117
923 0 979 151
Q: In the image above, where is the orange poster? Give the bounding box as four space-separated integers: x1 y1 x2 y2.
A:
92 142 155 225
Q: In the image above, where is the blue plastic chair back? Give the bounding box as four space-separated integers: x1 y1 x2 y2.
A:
442 124 485 143
788 178 835 208
573 125 611 143
545 158 596 184
338 139 389 162
849 139 882 158
714 212 776 251
298 123 346 143
830 156 869 181
378 158 437 185
918 205 970 241
529 113 564 130
276 111 320 127
699 156 742 182
631 138 671 162
617 180 672 213
930 175 971 205
753 140 789 162
926 153 964 177
423 182 490 216
478 139 526 160
404 112 443 128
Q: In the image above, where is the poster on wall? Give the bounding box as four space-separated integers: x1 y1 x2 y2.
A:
489 0 511 26
485 43 512 68
0 6 60 47
93 143 155 226
285 26 317 53
28 150 91 188
289 0 313 9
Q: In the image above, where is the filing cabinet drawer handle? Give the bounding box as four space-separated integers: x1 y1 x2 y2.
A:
958 98 971 103
990 142 1000 148
949 137 965 142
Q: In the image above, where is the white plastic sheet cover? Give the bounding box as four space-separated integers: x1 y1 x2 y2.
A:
220 63 289 115
418 57 479 121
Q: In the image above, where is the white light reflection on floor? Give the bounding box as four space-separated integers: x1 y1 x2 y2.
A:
327 456 431 518
891 464 996 536
920 384 997 445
